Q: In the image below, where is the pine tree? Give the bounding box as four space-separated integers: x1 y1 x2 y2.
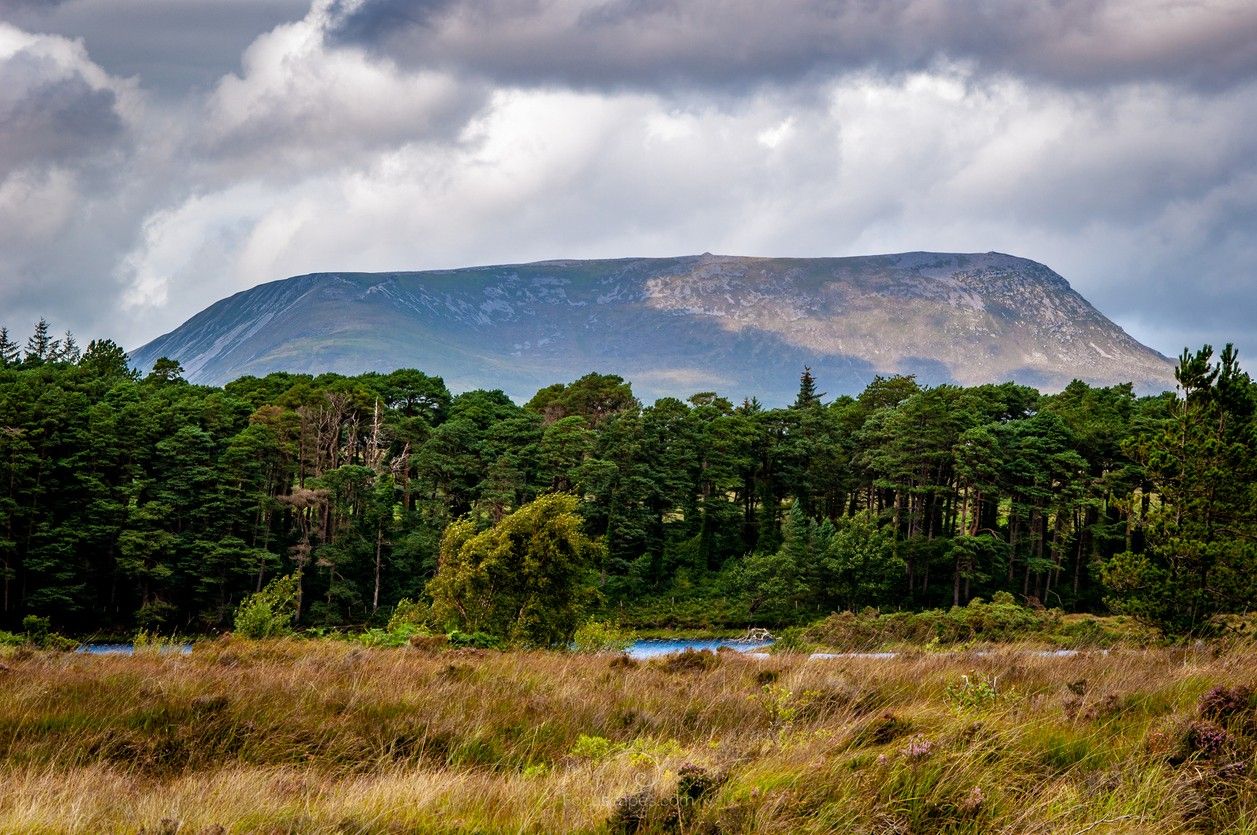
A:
52 331 80 364
79 339 133 379
1103 343 1257 633
24 318 54 364
146 357 185 384
793 366 824 409
0 327 19 367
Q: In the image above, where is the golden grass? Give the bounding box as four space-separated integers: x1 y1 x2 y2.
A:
1 640 1255 833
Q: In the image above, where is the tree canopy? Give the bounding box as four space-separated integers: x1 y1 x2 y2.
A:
1 317 1253 637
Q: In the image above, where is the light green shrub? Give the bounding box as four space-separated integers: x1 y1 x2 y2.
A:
571 619 632 653
387 598 432 632
447 630 505 650
945 672 1002 711
570 734 617 760
355 623 430 648
20 615 76 651
133 629 183 653
233 574 300 639
769 626 815 654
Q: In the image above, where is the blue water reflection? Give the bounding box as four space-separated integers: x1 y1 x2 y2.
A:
625 638 772 659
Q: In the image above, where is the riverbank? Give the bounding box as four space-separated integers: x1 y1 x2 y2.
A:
1 639 1254 832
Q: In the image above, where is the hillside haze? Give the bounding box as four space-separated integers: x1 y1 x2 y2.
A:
129 252 1176 403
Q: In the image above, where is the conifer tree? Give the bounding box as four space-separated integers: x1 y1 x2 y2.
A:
53 331 80 363
79 339 133 379
146 357 185 384
23 318 54 364
0 327 19 367
1103 343 1257 633
793 366 824 409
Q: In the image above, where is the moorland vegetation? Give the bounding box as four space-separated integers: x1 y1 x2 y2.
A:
2 639 1256 832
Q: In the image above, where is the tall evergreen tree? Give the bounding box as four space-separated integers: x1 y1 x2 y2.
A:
793 366 824 409
0 328 19 367
1103 344 1257 633
23 318 55 365
53 331 80 363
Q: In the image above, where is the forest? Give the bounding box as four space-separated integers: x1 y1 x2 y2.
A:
1 318 1254 638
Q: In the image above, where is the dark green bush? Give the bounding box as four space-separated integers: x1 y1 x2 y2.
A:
447 630 505 650
22 615 50 642
803 597 1058 650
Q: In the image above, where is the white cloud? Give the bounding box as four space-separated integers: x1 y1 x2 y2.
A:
756 117 794 149
200 5 481 175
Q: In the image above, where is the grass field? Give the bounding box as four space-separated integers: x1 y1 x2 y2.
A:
1 639 1255 833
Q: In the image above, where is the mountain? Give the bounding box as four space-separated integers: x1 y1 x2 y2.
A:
129 252 1177 403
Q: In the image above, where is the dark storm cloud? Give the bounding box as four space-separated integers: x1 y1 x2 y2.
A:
0 58 122 174
326 0 1257 92
0 1 70 10
326 0 453 40
0 31 136 355
0 0 310 95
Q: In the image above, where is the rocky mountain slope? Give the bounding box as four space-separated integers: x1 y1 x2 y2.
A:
129 252 1177 403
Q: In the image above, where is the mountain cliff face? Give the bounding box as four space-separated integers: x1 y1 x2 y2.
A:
129 252 1177 403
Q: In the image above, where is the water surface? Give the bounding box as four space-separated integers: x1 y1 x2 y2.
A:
78 643 193 655
623 639 1103 661
625 638 772 659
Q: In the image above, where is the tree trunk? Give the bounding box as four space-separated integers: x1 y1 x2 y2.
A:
372 522 384 614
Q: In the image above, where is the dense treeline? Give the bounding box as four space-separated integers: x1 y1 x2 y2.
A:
1 317 1254 635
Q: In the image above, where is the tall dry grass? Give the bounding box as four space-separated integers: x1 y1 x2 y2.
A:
0 639 1255 833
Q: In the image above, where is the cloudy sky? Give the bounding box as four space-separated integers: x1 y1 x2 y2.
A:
2 0 1256 360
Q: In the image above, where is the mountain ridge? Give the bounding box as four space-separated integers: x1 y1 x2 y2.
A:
130 252 1176 403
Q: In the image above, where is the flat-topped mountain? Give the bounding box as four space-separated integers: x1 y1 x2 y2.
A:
129 252 1176 403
